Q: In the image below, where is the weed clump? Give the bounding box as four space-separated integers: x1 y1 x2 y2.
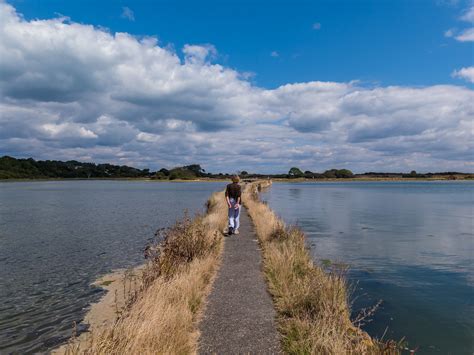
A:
141 213 221 287
67 191 227 354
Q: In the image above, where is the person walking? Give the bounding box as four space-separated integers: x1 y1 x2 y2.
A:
225 175 241 235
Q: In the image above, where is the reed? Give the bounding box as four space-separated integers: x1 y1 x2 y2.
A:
243 181 400 354
67 190 227 354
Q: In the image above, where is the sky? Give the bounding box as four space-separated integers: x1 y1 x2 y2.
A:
0 0 473 173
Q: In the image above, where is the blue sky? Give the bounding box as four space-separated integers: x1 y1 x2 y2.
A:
10 0 473 88
1 0 473 173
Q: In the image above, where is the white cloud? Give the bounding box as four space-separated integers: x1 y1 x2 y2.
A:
183 44 217 64
41 123 97 138
312 22 321 30
136 132 158 143
0 2 473 173
121 6 135 21
452 66 474 83
455 27 474 41
461 4 474 22
448 4 474 41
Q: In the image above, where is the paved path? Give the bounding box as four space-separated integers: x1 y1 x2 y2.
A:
198 208 281 354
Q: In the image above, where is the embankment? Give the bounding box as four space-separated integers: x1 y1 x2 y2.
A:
61 190 227 354
243 181 400 354
58 181 400 354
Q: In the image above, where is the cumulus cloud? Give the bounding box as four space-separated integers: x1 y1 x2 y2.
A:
0 2 473 173
455 27 474 41
452 66 474 83
447 3 474 41
183 44 217 64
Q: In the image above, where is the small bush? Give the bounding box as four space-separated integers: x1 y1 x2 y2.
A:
157 214 220 278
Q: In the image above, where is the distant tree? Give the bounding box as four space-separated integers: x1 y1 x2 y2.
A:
322 169 337 178
240 171 248 176
159 168 170 176
336 169 354 178
152 171 167 179
167 164 210 180
323 169 354 178
288 167 304 178
169 168 196 180
183 164 205 177
402 170 418 178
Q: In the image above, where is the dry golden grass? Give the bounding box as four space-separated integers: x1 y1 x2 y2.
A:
243 181 400 354
67 191 227 355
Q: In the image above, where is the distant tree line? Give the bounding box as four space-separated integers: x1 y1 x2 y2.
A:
0 156 471 180
0 156 150 179
0 156 231 180
152 164 209 180
287 167 354 179
282 167 471 179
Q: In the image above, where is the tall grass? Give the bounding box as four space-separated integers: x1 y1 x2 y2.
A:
243 181 400 354
68 191 227 354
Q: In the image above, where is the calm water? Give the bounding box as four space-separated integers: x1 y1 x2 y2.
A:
0 180 224 353
262 181 473 354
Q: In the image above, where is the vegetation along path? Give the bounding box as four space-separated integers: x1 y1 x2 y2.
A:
198 207 281 354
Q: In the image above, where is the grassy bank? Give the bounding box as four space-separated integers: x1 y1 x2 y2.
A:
243 181 400 354
64 191 227 354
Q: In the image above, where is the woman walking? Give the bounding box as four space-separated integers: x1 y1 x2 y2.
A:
225 175 241 235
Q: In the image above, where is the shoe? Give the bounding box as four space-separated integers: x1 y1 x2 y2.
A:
234 229 240 235
223 228 228 234
228 227 234 235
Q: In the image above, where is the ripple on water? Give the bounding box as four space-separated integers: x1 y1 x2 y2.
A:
0 180 225 353
262 181 474 354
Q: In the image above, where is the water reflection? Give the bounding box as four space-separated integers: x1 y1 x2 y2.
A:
262 181 474 354
288 187 302 200
0 181 225 353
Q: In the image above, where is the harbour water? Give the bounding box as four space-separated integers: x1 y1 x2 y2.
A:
0 180 224 353
262 181 473 354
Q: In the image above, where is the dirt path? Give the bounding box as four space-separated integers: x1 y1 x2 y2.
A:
198 208 281 354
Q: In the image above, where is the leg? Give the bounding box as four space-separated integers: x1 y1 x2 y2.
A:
234 206 241 230
228 206 235 229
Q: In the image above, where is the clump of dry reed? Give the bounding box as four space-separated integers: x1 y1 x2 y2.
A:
73 191 227 354
243 181 400 354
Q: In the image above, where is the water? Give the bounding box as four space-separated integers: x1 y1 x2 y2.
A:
261 181 474 354
0 180 224 353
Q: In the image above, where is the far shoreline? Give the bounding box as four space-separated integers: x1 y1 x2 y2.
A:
1 176 473 183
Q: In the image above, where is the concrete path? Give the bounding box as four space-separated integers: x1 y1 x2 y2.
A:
198 208 281 354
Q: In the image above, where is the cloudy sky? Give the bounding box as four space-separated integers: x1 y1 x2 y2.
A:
1 0 473 173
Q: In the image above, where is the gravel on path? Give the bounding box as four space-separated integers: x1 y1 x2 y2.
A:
198 208 281 354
